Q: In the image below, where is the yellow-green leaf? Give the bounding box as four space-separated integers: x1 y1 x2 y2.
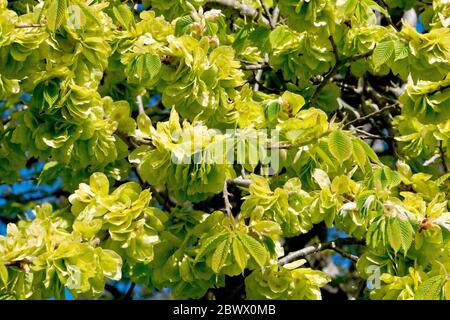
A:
0 264 8 286
328 130 353 163
232 238 248 272
415 275 445 300
46 0 67 32
352 139 366 171
211 237 231 273
387 217 402 253
237 232 268 268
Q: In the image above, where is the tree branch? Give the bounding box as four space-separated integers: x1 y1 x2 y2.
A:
353 127 395 140
439 140 449 173
310 39 375 106
15 24 45 29
223 179 233 217
258 0 276 28
242 63 269 71
278 238 361 266
254 53 269 91
227 177 252 187
375 0 399 31
344 104 398 128
206 0 270 25
310 36 340 106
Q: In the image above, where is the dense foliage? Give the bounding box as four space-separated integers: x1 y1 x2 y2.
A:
0 0 449 300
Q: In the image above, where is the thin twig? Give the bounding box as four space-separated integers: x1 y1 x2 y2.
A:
439 140 449 173
206 0 270 25
310 40 374 106
254 53 269 91
376 0 398 30
15 24 45 29
310 36 339 106
344 104 398 128
345 48 375 63
278 238 360 266
258 0 275 28
272 3 280 26
116 130 153 148
353 128 395 140
223 179 233 217
242 63 269 70
423 153 441 167
227 177 252 187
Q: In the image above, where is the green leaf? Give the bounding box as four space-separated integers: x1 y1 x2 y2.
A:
415 275 445 300
397 217 414 255
175 15 194 36
387 217 402 253
237 232 268 268
211 237 231 273
89 172 110 196
382 167 401 188
328 130 353 163
74 0 101 28
144 53 162 80
113 4 135 30
195 232 228 262
0 264 8 286
265 101 281 122
37 161 61 185
46 0 67 32
43 81 60 108
232 238 248 272
355 139 380 163
352 138 366 171
393 40 409 61
387 215 413 255
372 40 394 67
316 83 340 112
316 143 338 170
312 168 331 189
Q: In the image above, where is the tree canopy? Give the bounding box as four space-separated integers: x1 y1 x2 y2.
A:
0 0 449 300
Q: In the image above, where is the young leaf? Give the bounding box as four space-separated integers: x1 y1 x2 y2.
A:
46 0 67 32
144 53 162 80
352 138 366 171
113 4 135 30
398 217 414 255
387 217 402 253
211 236 231 273
37 161 61 185
312 168 331 189
328 130 353 163
387 216 413 255
195 232 228 262
232 238 248 272
0 264 8 286
175 15 194 36
237 232 268 268
415 275 445 300
372 40 394 67
265 101 281 122
355 139 380 163
393 40 409 61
